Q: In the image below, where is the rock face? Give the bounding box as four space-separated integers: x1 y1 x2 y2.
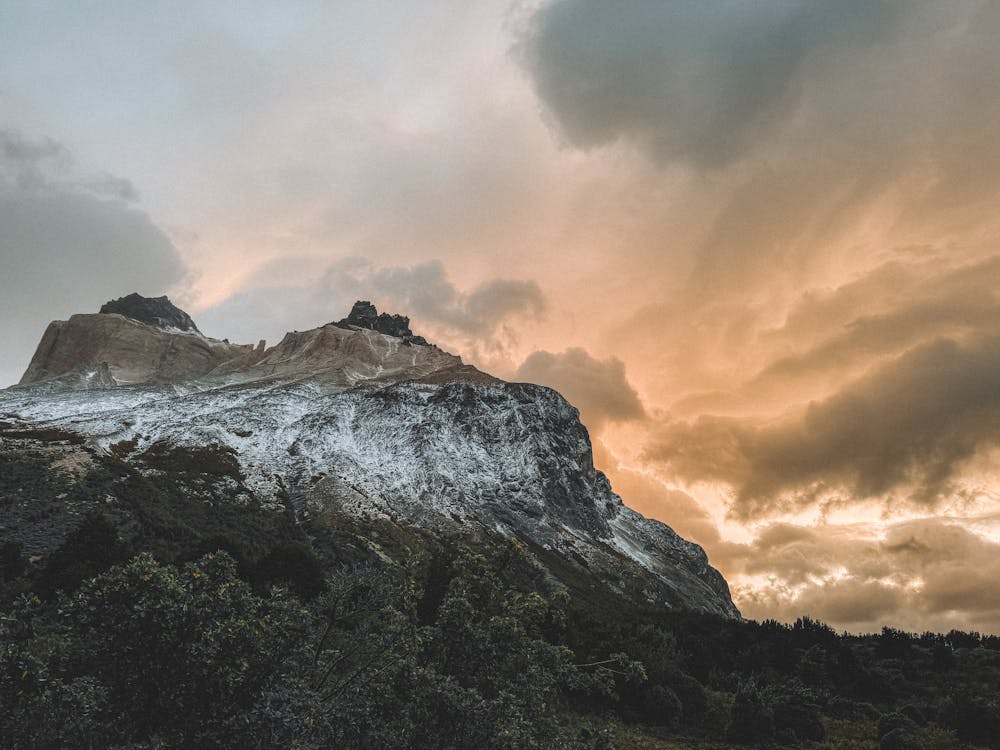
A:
2 297 739 618
18 313 252 386
99 293 200 332
210 322 466 387
335 300 428 345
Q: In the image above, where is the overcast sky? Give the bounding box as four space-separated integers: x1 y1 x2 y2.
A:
4 0 1000 633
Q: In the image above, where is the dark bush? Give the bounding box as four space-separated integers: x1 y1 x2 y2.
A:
878 711 917 739
879 727 918 750
0 542 26 582
34 512 129 597
773 694 826 742
253 540 326 599
727 681 774 744
939 693 1000 747
639 684 683 727
669 669 708 721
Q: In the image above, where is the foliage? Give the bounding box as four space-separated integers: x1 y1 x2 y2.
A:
1 545 628 749
34 512 130 598
2 552 311 749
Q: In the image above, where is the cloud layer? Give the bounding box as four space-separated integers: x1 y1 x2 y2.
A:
647 334 1000 518
731 518 1000 634
519 0 1000 631
0 130 184 386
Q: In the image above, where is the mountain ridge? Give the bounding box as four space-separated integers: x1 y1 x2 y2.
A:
2 294 738 618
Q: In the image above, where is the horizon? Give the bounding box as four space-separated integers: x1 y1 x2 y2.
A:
4 0 1000 636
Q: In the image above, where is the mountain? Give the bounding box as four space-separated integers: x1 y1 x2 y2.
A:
1 294 736 617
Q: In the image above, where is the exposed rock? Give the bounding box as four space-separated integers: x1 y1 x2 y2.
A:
100 293 200 332
18 314 252 386
335 300 429 345
209 322 468 387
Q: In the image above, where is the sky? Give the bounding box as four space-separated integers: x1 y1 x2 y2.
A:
3 0 1000 634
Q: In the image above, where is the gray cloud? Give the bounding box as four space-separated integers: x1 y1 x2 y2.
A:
321 258 546 337
515 348 645 430
0 130 185 386
647 335 1000 518
1 129 71 189
198 257 546 354
518 0 899 166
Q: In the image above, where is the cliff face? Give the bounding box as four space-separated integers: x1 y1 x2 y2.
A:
3 296 738 617
18 314 252 386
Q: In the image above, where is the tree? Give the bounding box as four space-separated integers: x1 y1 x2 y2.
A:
3 552 313 749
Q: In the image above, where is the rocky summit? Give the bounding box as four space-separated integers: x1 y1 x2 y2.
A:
1 295 737 617
335 299 429 345
99 292 201 332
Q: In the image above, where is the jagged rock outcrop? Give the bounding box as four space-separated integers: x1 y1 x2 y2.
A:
335 300 428 345
100 293 200 332
2 296 739 617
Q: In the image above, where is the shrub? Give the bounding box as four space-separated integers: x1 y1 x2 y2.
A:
726 680 774 744
34 513 129 598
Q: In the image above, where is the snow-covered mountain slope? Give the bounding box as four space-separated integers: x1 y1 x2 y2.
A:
1 297 738 617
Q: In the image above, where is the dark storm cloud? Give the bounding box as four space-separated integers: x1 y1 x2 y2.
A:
647 335 1000 518
514 348 645 430
0 130 185 386
518 0 899 166
521 0 1000 303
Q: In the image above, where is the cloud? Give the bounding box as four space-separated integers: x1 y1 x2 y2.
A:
515 348 644 430
731 518 1000 633
0 130 185 386
322 259 546 337
596 444 1000 632
518 0 900 166
646 335 1000 518
197 257 546 355
748 257 1000 395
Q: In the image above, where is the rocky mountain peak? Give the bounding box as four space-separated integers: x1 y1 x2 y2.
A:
5 292 738 618
99 293 200 333
335 300 428 345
